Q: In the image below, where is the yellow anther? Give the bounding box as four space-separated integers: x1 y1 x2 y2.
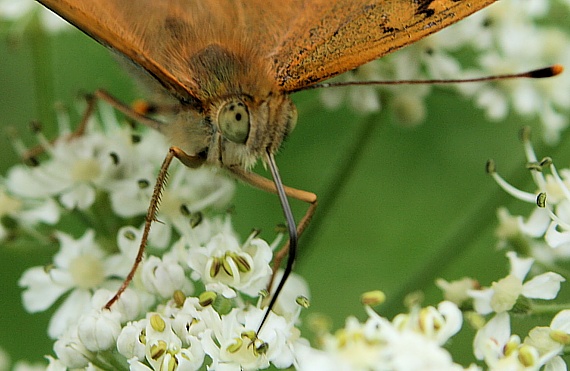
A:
150 314 166 332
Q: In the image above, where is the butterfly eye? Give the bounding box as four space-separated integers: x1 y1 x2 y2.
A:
218 100 250 144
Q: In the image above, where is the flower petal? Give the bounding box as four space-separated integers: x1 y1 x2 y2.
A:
551 310 570 333
507 251 534 281
522 272 565 299
19 266 71 312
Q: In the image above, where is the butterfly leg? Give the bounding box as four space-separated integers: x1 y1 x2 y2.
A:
91 91 208 308
105 145 205 308
92 89 165 131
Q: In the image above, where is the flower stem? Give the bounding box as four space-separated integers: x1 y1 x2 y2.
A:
530 302 570 316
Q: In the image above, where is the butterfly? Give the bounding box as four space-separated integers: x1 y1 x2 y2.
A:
35 0 497 330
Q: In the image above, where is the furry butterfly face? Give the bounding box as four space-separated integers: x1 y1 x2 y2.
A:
136 42 297 169
162 91 297 169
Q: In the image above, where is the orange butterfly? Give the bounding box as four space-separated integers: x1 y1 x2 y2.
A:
36 0 497 330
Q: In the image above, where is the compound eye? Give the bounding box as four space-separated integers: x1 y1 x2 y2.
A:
218 100 250 144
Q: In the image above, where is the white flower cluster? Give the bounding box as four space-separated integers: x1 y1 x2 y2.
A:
3 104 313 370
489 127 570 264
437 251 570 371
320 0 570 143
293 128 570 371
435 128 570 371
295 301 474 371
3 110 570 370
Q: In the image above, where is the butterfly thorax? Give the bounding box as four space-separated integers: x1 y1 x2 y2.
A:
160 44 297 169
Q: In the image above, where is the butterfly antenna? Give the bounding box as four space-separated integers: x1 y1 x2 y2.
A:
257 150 298 334
298 64 564 91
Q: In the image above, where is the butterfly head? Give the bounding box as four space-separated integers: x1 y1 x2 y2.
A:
167 92 297 170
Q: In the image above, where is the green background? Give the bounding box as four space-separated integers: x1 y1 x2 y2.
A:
1 15 569 368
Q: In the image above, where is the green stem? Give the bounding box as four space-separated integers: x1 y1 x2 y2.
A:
530 302 570 316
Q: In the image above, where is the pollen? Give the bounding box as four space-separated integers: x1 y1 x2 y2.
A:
71 158 101 182
69 254 105 289
0 191 22 216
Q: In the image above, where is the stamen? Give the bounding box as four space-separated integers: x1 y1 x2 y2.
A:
173 290 186 307
296 296 310 308
361 290 386 306
198 291 217 307
150 314 166 332
226 338 243 353
149 340 167 360
488 167 537 203
190 212 202 228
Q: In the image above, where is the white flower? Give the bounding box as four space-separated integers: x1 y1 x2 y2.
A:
436 277 479 307
187 231 272 298
524 310 570 370
318 316 384 371
474 311 567 370
169 297 209 344
391 301 463 345
317 304 470 371
45 356 66 371
267 270 310 323
0 186 59 241
473 312 512 362
53 326 93 369
468 252 564 315
127 313 205 371
18 229 136 338
140 255 193 299
117 320 147 361
6 130 118 210
301 302 470 371
490 132 570 260
77 309 122 352
201 307 296 370
293 340 339 371
377 325 466 371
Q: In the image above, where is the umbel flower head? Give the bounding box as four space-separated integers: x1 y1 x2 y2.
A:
8 103 311 370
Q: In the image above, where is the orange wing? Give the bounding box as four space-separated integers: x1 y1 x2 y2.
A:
37 0 496 96
37 1 199 103
271 0 497 92
36 0 304 102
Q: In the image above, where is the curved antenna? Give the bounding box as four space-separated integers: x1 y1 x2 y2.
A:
293 64 564 92
257 150 298 333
